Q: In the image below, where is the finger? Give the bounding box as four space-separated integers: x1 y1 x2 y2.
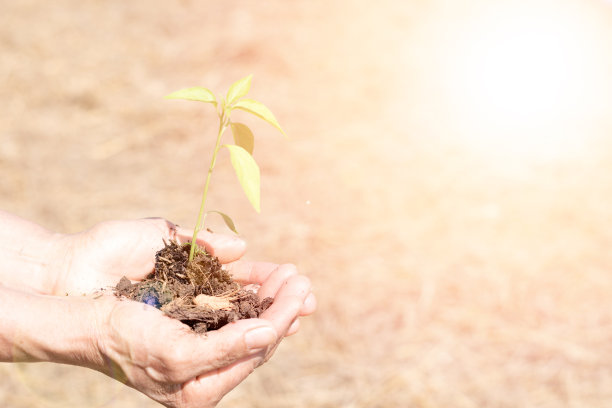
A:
226 262 316 315
151 318 277 384
175 227 246 264
286 319 300 336
223 260 279 284
261 275 311 337
256 277 312 365
256 264 299 300
180 352 269 408
301 292 317 316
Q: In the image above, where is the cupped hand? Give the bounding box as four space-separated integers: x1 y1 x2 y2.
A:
47 217 316 407
52 218 246 295
93 263 313 408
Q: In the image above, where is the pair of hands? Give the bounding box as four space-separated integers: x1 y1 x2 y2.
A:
8 217 315 408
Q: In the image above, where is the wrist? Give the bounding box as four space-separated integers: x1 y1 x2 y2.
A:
0 285 105 370
0 211 72 295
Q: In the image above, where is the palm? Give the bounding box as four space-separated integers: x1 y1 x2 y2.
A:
54 218 246 296
57 219 173 295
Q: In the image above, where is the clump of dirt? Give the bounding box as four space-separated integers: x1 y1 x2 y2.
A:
114 241 273 333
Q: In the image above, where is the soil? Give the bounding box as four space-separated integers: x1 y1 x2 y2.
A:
114 241 273 333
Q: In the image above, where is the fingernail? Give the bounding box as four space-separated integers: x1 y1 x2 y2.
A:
245 327 277 351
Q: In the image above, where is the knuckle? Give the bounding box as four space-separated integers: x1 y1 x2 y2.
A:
289 296 305 315
211 340 238 367
279 263 298 275
274 264 298 282
284 274 311 296
293 274 312 289
165 344 189 365
207 329 254 370
164 365 186 384
144 365 169 383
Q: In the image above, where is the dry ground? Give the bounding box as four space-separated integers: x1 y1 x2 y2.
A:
1 0 612 407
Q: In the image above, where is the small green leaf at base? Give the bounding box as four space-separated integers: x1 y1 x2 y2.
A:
226 75 252 107
232 99 286 137
230 122 255 155
165 87 217 105
207 211 239 234
224 144 261 213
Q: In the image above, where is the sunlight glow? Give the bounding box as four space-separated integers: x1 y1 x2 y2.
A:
437 1 610 162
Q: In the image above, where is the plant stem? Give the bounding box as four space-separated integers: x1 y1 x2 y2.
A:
189 109 229 263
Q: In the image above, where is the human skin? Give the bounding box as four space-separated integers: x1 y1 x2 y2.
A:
0 211 316 407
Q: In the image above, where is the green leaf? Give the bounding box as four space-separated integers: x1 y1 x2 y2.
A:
232 99 286 137
207 210 239 234
165 87 217 105
230 122 255 155
226 75 252 106
224 144 260 213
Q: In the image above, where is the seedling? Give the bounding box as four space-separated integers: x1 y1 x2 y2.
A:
165 75 286 262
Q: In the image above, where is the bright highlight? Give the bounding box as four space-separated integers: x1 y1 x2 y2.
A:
434 1 610 162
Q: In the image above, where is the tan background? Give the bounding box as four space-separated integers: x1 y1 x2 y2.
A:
1 0 612 407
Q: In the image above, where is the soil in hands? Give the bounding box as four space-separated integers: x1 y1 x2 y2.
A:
114 241 272 334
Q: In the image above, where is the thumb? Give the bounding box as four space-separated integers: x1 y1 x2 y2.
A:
175 227 246 263
158 318 277 384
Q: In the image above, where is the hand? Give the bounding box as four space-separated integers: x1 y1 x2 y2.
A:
54 217 316 406
52 218 246 295
94 263 314 407
0 262 314 408
0 214 316 407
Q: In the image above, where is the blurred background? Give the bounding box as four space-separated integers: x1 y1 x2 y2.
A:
1 0 612 406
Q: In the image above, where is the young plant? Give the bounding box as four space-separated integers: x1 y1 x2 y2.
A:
166 75 286 263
